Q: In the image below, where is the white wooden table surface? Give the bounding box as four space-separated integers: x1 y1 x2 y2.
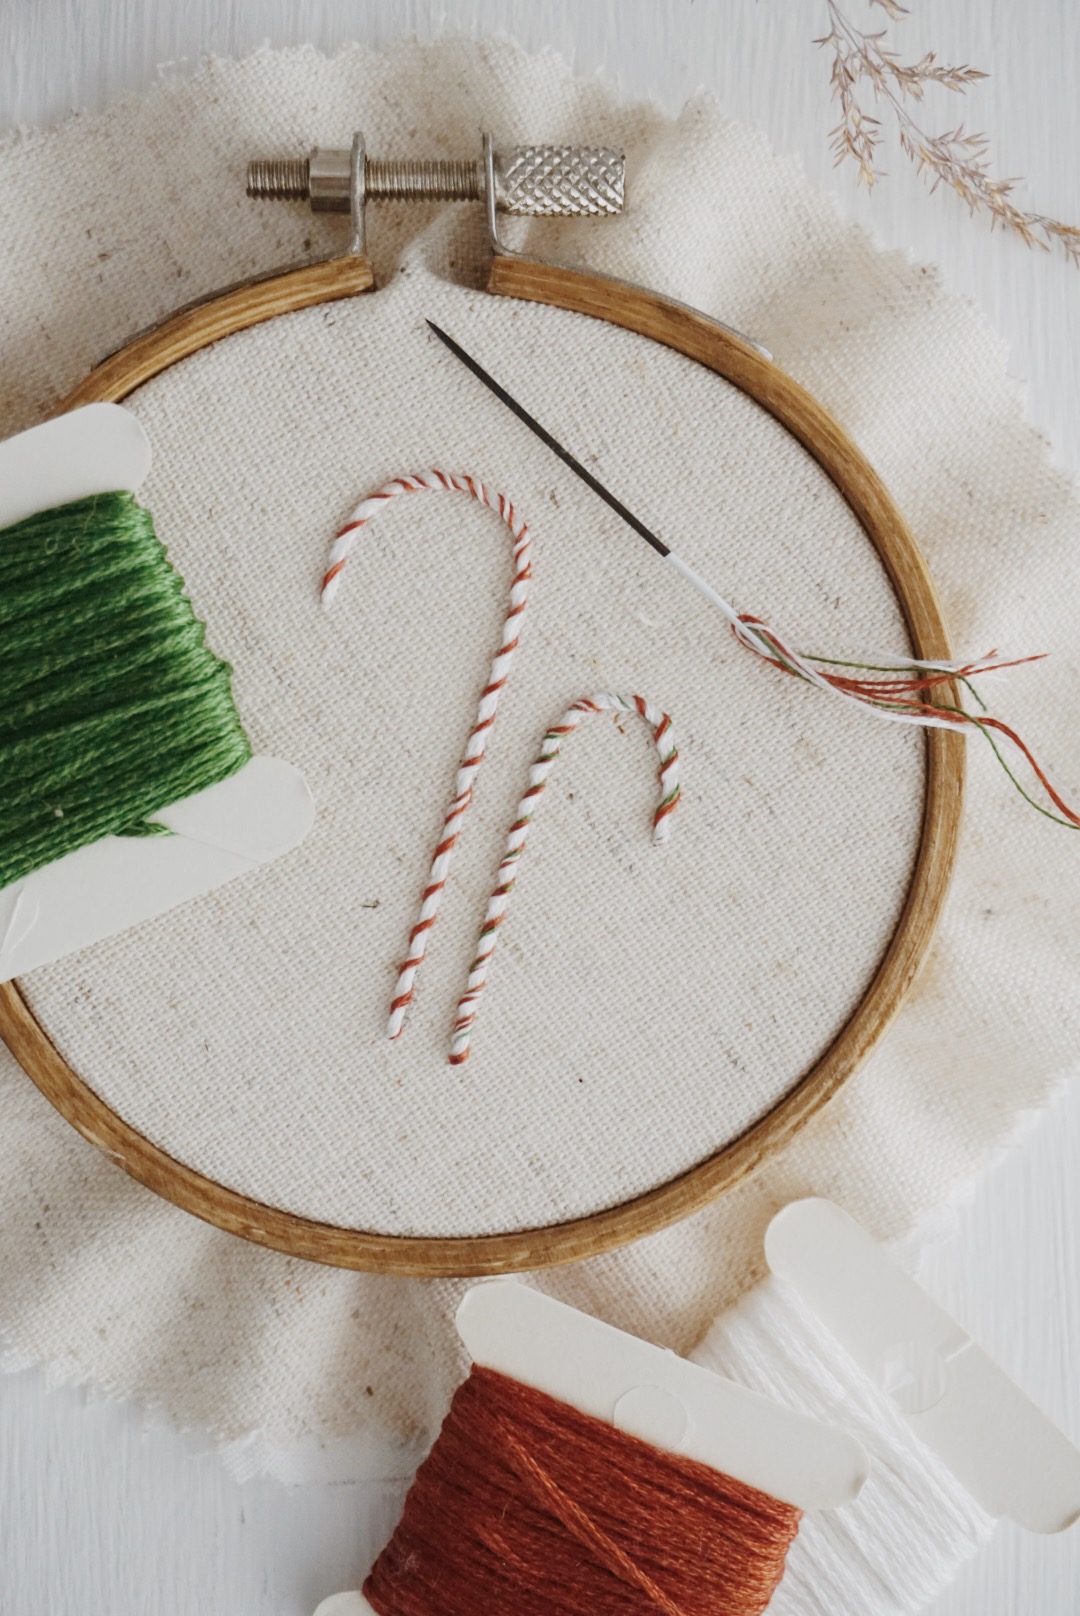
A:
2 3 1079 1612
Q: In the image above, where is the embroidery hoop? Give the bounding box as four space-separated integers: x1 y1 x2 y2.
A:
0 139 964 1277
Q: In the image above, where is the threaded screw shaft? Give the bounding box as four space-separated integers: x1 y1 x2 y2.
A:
246 157 311 201
365 157 481 202
245 155 481 204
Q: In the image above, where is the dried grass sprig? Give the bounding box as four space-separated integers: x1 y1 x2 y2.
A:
817 1 1080 264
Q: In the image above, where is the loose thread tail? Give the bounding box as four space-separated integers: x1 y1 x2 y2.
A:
449 693 679 1066
717 609 1079 827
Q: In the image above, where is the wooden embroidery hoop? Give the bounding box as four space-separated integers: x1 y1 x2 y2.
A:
0 136 965 1278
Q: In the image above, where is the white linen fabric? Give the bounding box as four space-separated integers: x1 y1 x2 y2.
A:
1 45 1079 1560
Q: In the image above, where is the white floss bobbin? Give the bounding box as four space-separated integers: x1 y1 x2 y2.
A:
765 1197 1080 1535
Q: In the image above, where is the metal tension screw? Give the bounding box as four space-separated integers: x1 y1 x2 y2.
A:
246 132 625 254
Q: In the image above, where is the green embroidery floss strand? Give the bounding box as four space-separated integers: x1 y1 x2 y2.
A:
0 491 252 890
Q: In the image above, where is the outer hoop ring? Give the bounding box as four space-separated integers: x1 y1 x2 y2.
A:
0 251 965 1277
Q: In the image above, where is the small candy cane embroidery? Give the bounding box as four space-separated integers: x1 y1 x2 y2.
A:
322 472 532 1038
449 692 680 1065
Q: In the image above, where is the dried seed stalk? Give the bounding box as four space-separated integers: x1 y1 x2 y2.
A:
817 1 1080 263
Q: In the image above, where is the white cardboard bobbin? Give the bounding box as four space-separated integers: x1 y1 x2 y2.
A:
766 1198 1080 1535
0 405 314 980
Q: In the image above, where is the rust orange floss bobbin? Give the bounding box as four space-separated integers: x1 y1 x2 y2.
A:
317 1276 870 1616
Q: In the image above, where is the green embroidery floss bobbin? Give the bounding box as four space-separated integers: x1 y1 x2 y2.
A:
0 403 313 982
0 489 252 889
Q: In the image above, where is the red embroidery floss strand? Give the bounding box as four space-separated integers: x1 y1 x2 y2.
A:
363 1366 801 1616
448 692 681 1065
321 471 532 1037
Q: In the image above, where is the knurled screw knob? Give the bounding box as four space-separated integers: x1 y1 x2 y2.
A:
247 143 625 218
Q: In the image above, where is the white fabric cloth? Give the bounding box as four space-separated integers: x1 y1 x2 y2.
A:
1 40 1079 1514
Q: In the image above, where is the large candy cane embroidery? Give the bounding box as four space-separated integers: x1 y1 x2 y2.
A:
449 693 680 1065
323 472 532 1038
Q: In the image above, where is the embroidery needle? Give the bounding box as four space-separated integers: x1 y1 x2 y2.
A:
425 319 749 632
